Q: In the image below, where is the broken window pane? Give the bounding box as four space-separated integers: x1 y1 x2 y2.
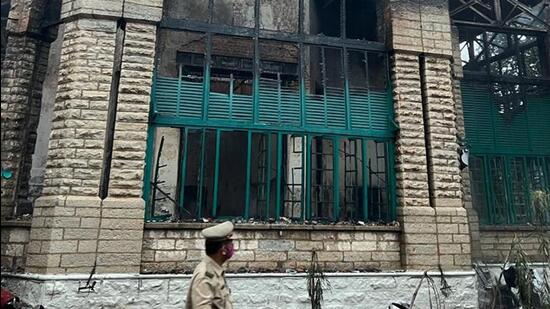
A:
367 140 388 222
345 0 378 41
311 137 335 220
201 130 217 218
348 50 367 89
180 129 204 219
260 0 299 33
217 131 248 217
154 30 206 119
163 0 209 22
209 35 254 121
283 135 305 219
157 30 206 78
308 0 341 37
259 40 300 125
249 133 280 220
339 138 364 221
149 127 180 219
305 45 324 96
459 29 548 79
368 52 387 91
213 0 255 28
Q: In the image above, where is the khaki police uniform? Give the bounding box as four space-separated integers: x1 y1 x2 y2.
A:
185 222 234 309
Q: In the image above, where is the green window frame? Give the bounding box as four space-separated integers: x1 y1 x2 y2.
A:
143 0 397 223
143 126 397 223
462 81 550 225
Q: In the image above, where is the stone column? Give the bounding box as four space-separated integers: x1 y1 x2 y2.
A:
1 0 50 217
386 0 472 270
25 1 161 274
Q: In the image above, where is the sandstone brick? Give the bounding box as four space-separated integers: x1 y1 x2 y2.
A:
343 252 371 262
78 240 97 253
80 217 100 228
316 251 343 262
42 240 78 254
372 252 400 262
98 240 142 253
351 241 377 251
97 253 142 266
155 251 186 262
60 253 96 267
255 251 286 261
295 240 323 251
175 239 204 250
63 228 98 240
258 239 294 251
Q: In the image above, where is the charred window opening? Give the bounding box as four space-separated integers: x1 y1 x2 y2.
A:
148 128 393 223
308 0 379 40
459 30 547 79
146 0 394 223
345 0 378 41
309 0 341 37
454 0 550 226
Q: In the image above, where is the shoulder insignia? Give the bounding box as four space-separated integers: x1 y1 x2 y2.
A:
205 272 214 279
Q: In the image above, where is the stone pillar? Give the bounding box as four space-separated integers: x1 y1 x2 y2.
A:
25 0 161 274
387 0 472 270
1 0 50 217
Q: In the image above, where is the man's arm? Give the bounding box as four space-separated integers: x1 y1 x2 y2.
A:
191 276 217 309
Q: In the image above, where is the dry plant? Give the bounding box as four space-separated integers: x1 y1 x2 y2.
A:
478 189 550 309
306 251 331 309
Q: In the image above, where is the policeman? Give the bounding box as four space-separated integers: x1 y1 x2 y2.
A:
185 221 235 309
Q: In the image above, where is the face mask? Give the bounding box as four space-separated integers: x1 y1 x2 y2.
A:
224 243 235 259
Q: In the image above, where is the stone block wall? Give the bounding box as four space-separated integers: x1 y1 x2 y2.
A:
0 221 30 272
141 225 401 273
23 0 161 275
1 35 41 216
478 228 549 263
1 0 55 217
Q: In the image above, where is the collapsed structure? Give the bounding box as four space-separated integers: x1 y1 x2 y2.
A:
1 0 549 307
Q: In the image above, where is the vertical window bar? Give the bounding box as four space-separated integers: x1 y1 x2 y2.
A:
343 47 351 130
482 156 494 224
178 128 189 218
143 125 156 221
341 0 346 39
298 0 305 127
361 138 369 221
204 0 214 121
321 48 328 127
277 73 282 123
364 51 372 129
503 156 515 224
305 135 312 220
265 134 272 218
253 0 260 123
212 129 222 217
244 131 252 219
176 64 183 117
229 74 234 119
299 43 306 127
387 141 397 221
522 156 533 222
203 34 212 120
276 133 283 219
300 136 306 220
333 136 340 220
197 129 207 219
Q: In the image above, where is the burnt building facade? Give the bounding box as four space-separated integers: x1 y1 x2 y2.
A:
1 0 549 307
